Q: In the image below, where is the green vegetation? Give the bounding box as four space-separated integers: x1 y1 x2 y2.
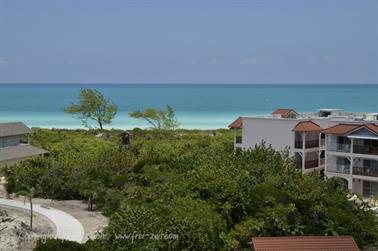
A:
129 104 180 129
2 128 377 250
64 89 118 129
17 187 35 230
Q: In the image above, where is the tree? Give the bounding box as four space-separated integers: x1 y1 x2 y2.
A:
64 89 117 130
129 105 180 130
18 187 35 230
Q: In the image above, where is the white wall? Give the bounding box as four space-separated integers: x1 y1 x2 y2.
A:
241 117 340 156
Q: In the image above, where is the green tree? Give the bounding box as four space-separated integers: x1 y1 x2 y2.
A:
64 89 117 130
18 187 35 230
129 105 180 130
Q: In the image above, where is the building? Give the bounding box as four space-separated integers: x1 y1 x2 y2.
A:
229 108 378 196
0 122 48 167
251 236 359 251
322 123 378 197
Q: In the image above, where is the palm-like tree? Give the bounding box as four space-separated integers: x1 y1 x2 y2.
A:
18 187 35 230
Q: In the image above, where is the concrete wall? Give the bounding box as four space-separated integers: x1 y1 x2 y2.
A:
241 117 339 156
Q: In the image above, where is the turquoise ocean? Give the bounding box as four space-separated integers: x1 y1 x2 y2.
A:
0 84 377 129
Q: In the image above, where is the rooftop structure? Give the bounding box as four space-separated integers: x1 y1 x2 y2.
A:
251 236 359 251
0 122 48 167
230 108 378 197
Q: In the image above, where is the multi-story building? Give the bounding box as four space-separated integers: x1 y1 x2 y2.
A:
229 108 378 196
322 123 378 196
0 122 48 167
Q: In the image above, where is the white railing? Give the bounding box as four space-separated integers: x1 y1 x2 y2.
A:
327 143 351 153
327 164 350 174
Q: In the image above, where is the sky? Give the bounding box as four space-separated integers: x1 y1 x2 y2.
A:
0 0 377 84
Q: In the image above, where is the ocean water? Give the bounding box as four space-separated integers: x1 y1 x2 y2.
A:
0 84 377 129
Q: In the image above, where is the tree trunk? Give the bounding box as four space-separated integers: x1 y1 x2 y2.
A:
30 199 33 230
99 120 103 130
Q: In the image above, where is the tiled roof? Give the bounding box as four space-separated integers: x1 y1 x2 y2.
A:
0 145 48 162
272 108 298 118
321 124 360 135
0 122 30 137
322 123 378 136
366 123 378 134
228 117 243 129
292 121 322 132
252 236 359 251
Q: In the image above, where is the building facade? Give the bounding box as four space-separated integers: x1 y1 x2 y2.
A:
0 122 48 167
230 108 378 196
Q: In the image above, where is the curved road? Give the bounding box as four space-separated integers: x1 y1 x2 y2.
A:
0 198 85 243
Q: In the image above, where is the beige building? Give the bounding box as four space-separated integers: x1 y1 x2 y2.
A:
0 122 48 167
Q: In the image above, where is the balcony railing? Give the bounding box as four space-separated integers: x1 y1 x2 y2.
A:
294 140 319 149
353 145 378 155
327 143 351 153
353 166 378 177
327 164 350 174
235 136 242 144
297 160 319 169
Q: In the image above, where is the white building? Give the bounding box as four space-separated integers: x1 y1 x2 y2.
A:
229 108 378 196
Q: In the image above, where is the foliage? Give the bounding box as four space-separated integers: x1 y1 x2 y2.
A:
34 239 86 251
64 89 118 129
4 128 378 250
129 105 180 129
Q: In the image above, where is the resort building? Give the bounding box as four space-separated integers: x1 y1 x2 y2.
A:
0 122 48 167
229 108 378 196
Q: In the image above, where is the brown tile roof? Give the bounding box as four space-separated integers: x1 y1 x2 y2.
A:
272 108 298 118
252 236 359 251
292 121 322 132
0 145 48 162
0 122 30 137
366 123 378 134
322 123 378 136
321 124 360 135
228 117 243 129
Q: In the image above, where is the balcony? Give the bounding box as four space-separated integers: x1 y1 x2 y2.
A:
297 160 319 169
353 166 378 177
235 136 242 144
327 143 351 153
353 145 378 156
327 164 350 174
294 140 319 149
319 158 325 166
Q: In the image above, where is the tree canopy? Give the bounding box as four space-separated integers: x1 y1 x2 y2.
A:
64 89 118 130
3 128 378 250
129 105 180 130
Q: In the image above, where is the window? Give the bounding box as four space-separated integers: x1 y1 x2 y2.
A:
363 181 378 196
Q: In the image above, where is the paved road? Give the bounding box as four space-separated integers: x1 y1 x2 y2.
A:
0 198 85 243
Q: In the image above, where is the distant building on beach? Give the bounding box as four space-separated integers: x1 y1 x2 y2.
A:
230 108 378 197
0 122 48 167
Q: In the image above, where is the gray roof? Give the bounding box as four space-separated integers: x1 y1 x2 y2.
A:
0 145 48 162
0 122 30 137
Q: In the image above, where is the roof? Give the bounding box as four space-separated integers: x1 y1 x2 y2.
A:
271 108 298 118
0 122 30 137
366 123 378 134
292 121 322 132
322 123 378 136
252 236 359 251
229 117 243 129
0 145 48 162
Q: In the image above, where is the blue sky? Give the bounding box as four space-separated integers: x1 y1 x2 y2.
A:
0 0 377 84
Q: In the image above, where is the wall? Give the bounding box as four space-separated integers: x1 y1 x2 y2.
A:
0 135 22 148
